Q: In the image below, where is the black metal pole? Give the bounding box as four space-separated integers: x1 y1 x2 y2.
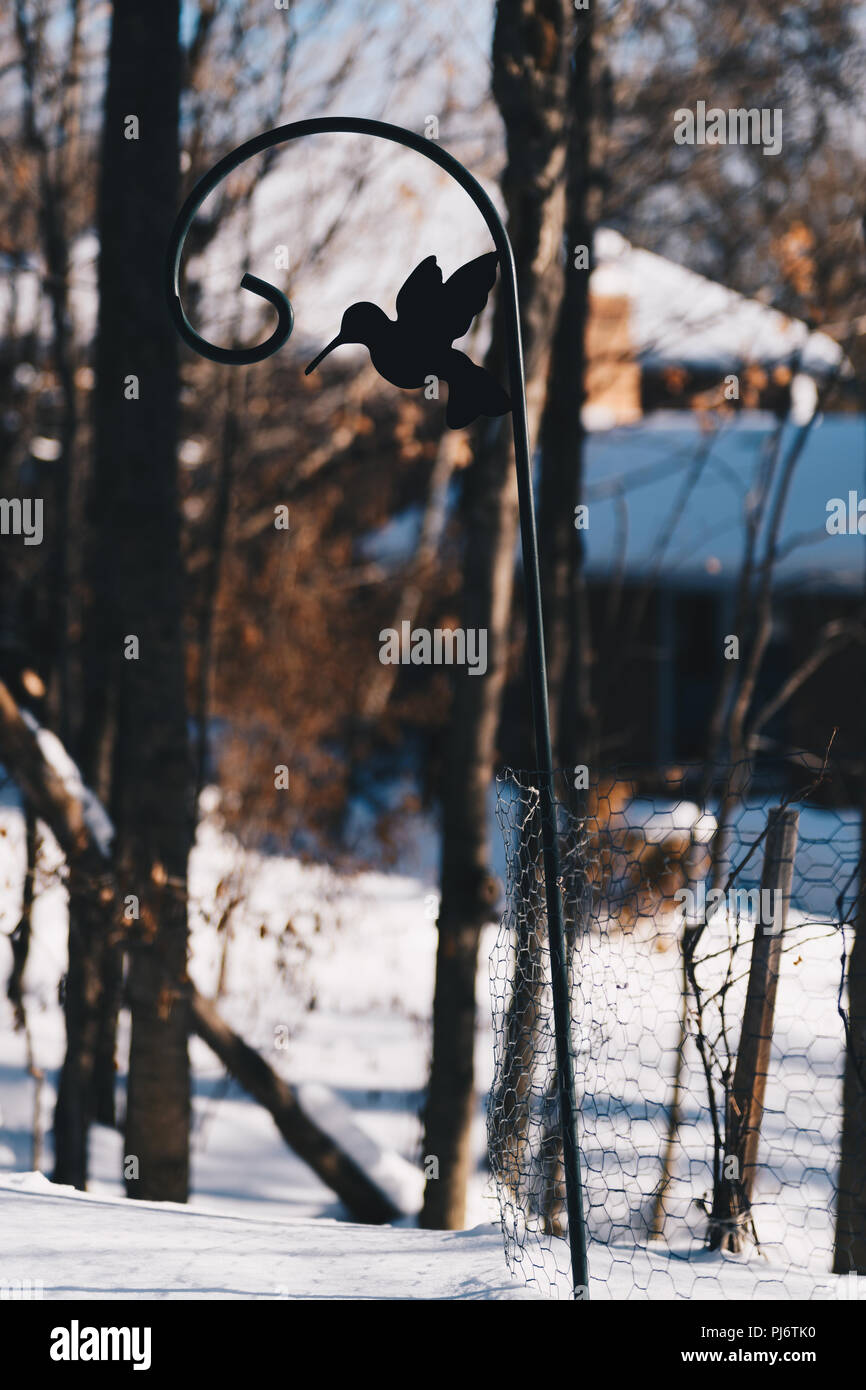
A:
166 117 589 1296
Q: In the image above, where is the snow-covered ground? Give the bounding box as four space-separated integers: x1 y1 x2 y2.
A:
1 1170 852 1301
0 782 859 1299
0 1172 533 1301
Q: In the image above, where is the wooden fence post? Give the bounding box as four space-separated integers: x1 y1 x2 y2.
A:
709 805 799 1251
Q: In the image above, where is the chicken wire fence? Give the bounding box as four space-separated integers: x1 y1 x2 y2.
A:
488 761 864 1300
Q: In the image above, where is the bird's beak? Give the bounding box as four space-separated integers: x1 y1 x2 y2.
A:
305 334 344 375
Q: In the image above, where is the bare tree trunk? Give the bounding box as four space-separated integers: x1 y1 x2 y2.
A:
92 938 122 1127
0 683 116 1187
13 0 82 744
88 0 192 1203
53 874 117 1186
834 684 866 1271
538 2 606 777
708 808 798 1252
835 908 866 1271
57 829 121 1172
489 804 545 1198
420 0 573 1231
516 3 608 1240
6 799 46 1171
7 804 37 1030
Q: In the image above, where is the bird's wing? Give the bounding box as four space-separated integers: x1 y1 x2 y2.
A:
445 348 511 429
395 255 443 321
441 252 499 340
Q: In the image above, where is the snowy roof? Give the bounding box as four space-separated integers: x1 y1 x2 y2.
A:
583 410 866 593
592 228 844 379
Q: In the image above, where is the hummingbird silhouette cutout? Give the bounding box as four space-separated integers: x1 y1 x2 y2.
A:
305 252 511 429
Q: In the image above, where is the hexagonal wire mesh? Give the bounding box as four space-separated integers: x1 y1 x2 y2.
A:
488 760 864 1299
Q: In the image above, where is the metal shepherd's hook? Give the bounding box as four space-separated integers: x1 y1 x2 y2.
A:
165 116 588 1297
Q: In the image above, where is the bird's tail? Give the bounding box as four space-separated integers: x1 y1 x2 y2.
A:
444 351 511 430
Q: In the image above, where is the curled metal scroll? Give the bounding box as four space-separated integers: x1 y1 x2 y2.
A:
166 117 518 369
